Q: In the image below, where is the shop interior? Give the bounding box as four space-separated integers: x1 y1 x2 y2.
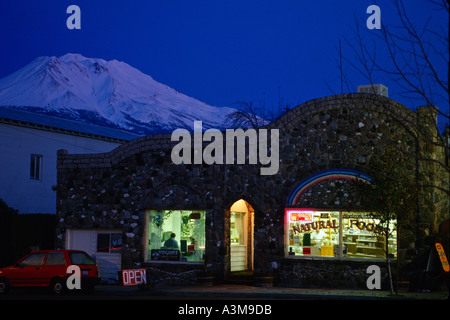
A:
286 209 397 259
147 210 206 262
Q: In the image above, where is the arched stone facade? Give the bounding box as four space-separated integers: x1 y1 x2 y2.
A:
56 93 448 288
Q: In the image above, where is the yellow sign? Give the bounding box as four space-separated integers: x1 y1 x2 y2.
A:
435 242 449 273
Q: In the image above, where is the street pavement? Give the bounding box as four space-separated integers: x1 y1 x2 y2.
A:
92 282 449 300
0 282 447 301
1 283 447 319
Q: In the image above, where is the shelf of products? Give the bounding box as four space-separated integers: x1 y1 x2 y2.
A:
343 233 397 258
286 210 398 260
344 233 384 258
288 211 340 257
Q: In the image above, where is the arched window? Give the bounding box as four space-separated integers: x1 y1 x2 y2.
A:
285 170 397 260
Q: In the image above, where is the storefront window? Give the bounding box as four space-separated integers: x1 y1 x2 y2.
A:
147 210 206 262
342 213 397 259
286 209 397 260
287 210 339 257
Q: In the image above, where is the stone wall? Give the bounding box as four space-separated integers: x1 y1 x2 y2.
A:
278 258 389 289
56 93 449 288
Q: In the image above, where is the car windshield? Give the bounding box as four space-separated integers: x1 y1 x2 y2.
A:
68 252 95 265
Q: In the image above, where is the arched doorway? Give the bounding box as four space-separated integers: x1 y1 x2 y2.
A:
229 199 254 272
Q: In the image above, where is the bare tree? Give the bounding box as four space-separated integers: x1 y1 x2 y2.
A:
344 2 449 177
345 0 449 127
225 101 266 129
225 100 292 129
356 144 418 295
343 0 449 243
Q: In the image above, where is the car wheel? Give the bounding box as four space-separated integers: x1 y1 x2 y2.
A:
0 278 9 294
51 278 66 295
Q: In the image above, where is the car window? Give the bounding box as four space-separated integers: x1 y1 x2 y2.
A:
18 253 47 266
68 252 95 265
45 252 66 266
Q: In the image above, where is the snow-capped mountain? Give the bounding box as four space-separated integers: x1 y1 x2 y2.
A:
0 53 237 135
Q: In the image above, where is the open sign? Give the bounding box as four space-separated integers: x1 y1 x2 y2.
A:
122 268 147 286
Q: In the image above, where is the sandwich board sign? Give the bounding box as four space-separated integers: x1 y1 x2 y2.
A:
435 242 449 273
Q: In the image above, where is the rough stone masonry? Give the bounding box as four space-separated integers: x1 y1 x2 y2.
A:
56 93 449 288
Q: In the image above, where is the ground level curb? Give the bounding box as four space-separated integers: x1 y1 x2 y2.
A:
95 284 449 300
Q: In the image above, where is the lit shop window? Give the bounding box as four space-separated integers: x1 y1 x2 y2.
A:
286 209 397 259
147 210 206 262
342 213 397 259
287 210 339 257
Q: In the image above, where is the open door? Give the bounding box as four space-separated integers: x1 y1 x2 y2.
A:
229 199 254 272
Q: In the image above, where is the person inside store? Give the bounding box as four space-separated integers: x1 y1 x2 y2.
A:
164 232 179 249
311 228 326 246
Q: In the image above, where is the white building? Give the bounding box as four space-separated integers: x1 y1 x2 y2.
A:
0 107 140 214
357 84 388 97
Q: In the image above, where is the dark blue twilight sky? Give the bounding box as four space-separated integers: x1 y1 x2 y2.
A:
0 1 447 123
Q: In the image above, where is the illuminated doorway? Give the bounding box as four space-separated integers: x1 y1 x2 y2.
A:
230 199 254 272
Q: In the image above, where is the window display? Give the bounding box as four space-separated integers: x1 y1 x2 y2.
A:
287 210 339 257
286 209 397 259
147 210 205 262
342 213 397 259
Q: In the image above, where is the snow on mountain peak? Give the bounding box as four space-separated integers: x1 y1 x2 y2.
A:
0 54 237 135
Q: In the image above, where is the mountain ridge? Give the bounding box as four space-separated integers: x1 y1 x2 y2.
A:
0 53 237 135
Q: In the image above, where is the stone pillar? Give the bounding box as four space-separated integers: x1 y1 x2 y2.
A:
416 106 448 234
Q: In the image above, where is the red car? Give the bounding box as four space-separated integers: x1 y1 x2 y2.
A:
0 249 98 294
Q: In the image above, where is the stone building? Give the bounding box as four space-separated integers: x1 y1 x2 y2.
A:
55 93 449 288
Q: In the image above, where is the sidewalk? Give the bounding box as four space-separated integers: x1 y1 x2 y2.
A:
94 283 449 300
